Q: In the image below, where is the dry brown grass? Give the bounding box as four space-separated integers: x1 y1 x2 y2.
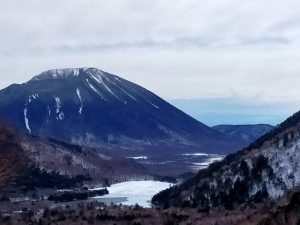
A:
0 201 271 225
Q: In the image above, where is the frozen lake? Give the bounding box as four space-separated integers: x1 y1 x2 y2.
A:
128 152 225 175
93 180 172 208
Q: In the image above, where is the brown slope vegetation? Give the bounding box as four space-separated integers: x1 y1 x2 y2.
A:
1 193 299 225
0 126 28 188
0 201 269 225
0 124 148 193
18 134 147 182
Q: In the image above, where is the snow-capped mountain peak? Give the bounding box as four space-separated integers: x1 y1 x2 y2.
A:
30 67 106 81
0 68 243 155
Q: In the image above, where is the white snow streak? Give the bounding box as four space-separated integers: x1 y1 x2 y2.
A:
90 73 124 102
76 88 83 114
54 97 65 120
73 69 79 76
31 93 39 99
151 103 160 109
119 88 137 101
127 156 148 160
106 76 137 102
23 94 39 134
86 79 106 100
181 153 210 156
24 108 31 134
47 106 51 117
46 106 51 123
54 97 61 113
58 113 64 120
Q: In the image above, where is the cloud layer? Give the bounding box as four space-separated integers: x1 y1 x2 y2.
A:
1 0 300 123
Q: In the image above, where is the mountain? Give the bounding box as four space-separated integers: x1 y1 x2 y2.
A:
212 124 274 145
0 68 242 157
152 110 300 209
0 125 147 192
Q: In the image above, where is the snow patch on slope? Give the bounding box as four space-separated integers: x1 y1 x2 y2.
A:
46 106 51 123
24 108 31 134
89 72 124 102
23 94 39 134
31 93 39 99
150 103 160 109
54 97 65 120
262 137 300 198
47 106 51 117
190 155 225 171
86 79 106 101
118 87 137 101
76 88 83 114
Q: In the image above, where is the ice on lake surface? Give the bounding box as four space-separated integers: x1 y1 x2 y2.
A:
93 181 172 208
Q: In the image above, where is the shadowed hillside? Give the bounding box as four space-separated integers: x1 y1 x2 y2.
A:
153 109 300 210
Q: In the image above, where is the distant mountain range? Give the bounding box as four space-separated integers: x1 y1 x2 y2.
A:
212 124 274 146
153 110 300 209
0 68 243 157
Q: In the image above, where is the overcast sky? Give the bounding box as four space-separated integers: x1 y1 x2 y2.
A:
1 0 300 125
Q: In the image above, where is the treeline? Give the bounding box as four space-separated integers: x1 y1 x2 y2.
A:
16 166 91 190
153 155 274 210
47 138 85 155
100 174 154 186
48 188 109 202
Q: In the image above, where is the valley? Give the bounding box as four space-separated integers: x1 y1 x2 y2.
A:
0 68 255 177
2 1 299 224
0 68 299 225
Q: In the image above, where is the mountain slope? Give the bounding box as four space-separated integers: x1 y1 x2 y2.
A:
0 68 242 155
153 110 300 209
212 124 274 145
0 127 27 188
0 125 147 191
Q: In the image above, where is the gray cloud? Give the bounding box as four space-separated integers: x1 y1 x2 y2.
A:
29 35 290 55
1 0 300 108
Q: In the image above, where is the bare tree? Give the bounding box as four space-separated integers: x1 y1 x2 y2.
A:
0 158 23 186
0 125 24 187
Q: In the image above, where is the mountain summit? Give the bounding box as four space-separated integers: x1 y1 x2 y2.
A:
31 68 87 80
0 68 242 156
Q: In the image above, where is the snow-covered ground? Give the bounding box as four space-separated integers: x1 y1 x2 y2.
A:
185 153 225 171
127 156 148 160
93 181 172 208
